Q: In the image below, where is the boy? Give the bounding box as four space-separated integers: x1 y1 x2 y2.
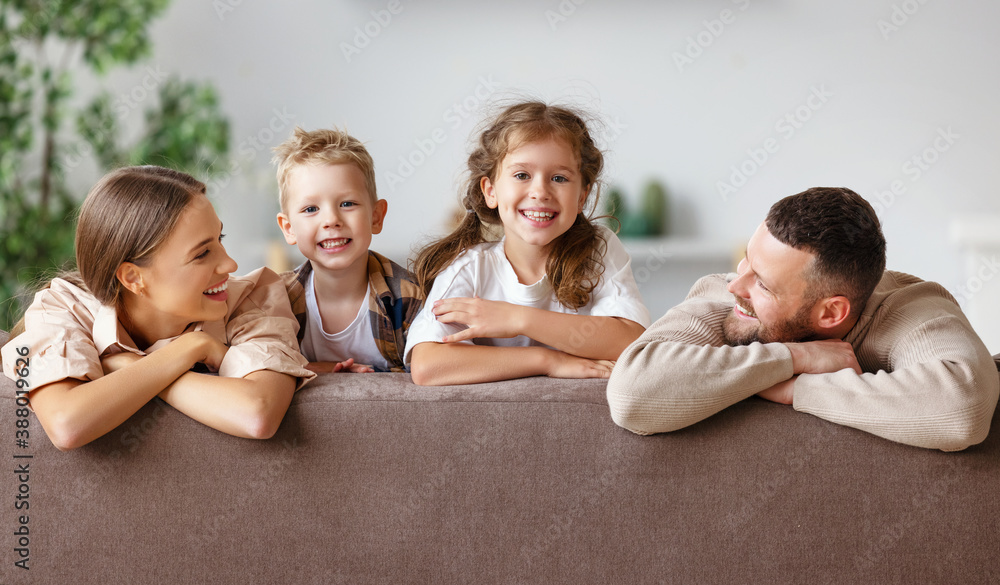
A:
274 127 423 372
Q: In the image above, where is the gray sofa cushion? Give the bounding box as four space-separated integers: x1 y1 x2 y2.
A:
1 328 997 584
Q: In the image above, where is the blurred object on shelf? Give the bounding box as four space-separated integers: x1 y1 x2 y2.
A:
602 179 670 238
950 215 1000 354
266 240 292 273
602 187 626 231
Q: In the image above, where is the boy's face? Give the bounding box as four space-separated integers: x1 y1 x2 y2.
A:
277 163 387 277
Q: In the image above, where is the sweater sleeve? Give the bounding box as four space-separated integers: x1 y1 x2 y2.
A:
792 281 999 451
607 274 794 434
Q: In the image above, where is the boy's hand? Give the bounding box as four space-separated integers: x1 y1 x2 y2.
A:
307 359 375 374
338 359 375 373
434 297 526 343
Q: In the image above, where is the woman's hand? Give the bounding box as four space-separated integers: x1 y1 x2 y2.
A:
183 331 230 372
100 332 229 377
433 297 526 342
30 330 235 451
100 351 142 374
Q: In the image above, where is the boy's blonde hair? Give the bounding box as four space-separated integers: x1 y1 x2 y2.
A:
272 126 378 211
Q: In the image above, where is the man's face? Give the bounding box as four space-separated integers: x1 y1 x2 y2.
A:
722 223 821 345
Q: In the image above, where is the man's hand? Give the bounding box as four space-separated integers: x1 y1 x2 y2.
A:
785 340 862 376
307 358 375 374
757 378 795 405
433 297 526 342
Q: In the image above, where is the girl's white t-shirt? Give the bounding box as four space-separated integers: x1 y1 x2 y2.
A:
403 226 651 363
300 271 391 371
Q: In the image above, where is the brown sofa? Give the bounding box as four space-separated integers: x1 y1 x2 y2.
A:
2 328 998 584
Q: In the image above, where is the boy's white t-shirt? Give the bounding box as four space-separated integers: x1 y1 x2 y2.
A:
300 271 391 371
403 226 651 363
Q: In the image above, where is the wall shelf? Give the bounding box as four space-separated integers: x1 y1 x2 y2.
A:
621 237 740 321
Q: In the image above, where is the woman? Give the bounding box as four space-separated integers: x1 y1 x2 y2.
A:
2 166 313 450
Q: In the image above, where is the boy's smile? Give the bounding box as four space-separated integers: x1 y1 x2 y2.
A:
319 238 351 250
277 163 387 276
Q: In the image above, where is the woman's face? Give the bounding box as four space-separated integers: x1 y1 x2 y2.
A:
133 195 238 331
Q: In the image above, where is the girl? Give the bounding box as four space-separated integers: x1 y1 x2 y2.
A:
1 166 313 450
406 101 650 385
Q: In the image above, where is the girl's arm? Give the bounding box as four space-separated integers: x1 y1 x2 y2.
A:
409 341 613 386
431 298 646 360
25 331 224 451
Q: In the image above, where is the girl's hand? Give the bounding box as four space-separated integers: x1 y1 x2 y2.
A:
307 358 375 374
546 351 615 379
433 297 525 342
100 351 142 374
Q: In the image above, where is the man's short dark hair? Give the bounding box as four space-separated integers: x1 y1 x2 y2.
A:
765 187 887 317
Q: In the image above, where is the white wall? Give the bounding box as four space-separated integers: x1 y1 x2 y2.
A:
73 0 1000 345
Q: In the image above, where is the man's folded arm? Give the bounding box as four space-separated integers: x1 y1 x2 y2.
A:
607 308 794 435
793 313 1000 451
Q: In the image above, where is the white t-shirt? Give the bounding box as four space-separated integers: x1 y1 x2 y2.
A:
404 227 650 363
300 272 391 371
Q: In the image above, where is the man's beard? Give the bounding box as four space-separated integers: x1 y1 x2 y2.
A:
722 297 818 346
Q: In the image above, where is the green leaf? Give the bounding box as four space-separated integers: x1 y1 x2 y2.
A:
0 0 230 331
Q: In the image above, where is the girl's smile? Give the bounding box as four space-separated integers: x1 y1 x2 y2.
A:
519 207 558 225
481 137 588 258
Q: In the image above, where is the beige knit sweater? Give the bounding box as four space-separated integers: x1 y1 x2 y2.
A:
607 271 999 451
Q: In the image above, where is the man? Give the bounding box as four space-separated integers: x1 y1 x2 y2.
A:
607 187 999 451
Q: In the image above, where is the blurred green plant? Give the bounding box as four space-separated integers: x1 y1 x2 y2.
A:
0 0 230 331
602 180 670 238
77 76 229 173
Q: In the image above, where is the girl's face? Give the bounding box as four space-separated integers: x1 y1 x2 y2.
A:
480 136 588 256
128 195 238 332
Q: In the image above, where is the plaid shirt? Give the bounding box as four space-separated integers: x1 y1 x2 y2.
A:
281 251 424 372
